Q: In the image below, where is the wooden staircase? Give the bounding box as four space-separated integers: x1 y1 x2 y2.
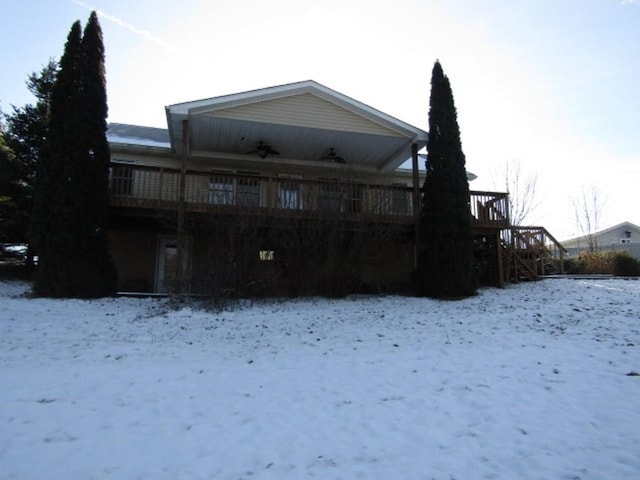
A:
506 226 567 282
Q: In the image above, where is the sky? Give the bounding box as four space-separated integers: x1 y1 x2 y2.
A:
1 0 639 240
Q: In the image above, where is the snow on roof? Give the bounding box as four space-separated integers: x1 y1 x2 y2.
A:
107 123 170 148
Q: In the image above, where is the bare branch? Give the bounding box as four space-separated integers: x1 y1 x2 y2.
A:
571 185 608 253
494 159 540 226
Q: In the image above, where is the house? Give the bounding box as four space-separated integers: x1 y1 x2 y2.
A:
562 222 640 259
106 80 561 296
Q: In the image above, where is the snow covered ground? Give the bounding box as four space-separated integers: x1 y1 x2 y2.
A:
1 279 639 480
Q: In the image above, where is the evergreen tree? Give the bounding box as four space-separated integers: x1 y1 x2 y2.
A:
4 60 58 191
73 12 117 297
31 21 83 296
31 13 116 297
0 130 21 258
416 61 477 298
1 60 58 265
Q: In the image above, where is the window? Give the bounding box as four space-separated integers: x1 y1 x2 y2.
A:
279 178 302 209
318 180 362 213
110 164 134 196
391 183 409 215
208 172 261 207
259 250 275 261
237 176 261 207
318 180 343 211
209 176 234 205
345 183 363 213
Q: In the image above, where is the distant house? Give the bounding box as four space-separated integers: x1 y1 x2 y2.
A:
105 80 562 295
562 222 640 259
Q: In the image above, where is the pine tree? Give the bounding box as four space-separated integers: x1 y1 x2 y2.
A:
0 131 21 258
4 60 58 191
30 13 116 297
416 61 477 298
2 60 58 265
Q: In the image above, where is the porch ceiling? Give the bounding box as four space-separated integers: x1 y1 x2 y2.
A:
165 80 427 172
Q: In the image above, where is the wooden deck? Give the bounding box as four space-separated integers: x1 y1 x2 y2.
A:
108 164 571 291
109 163 510 229
508 226 567 280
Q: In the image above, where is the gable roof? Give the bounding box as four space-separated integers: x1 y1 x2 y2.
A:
107 123 170 148
165 80 428 172
562 221 640 244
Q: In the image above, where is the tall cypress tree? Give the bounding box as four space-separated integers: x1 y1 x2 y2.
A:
74 11 117 297
417 61 477 298
31 13 116 297
31 21 83 296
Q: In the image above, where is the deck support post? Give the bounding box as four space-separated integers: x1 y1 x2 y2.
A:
496 231 505 287
411 143 420 269
176 119 188 294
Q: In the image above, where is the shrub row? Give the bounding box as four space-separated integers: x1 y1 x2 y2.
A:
564 251 640 276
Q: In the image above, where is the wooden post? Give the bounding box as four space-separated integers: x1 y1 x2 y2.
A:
496 232 505 287
158 168 164 206
504 192 513 285
176 119 188 294
411 143 420 268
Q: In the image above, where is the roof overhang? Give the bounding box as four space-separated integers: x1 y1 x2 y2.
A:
165 80 427 172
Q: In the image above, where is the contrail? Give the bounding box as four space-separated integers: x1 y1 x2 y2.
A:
71 0 186 55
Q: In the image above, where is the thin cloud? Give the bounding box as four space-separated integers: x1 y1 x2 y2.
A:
621 0 640 4
71 0 186 55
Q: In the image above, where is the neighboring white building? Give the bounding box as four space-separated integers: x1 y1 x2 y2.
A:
562 222 640 258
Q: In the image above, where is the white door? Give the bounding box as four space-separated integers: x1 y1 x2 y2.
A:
155 237 191 293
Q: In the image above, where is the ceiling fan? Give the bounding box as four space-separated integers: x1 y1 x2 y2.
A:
247 141 280 159
321 147 346 164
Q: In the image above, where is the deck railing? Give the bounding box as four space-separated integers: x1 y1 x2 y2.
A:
505 226 567 280
110 163 510 227
469 191 509 228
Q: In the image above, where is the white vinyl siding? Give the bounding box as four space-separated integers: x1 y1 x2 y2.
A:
210 93 404 137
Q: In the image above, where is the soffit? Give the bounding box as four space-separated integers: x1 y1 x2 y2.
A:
166 80 427 172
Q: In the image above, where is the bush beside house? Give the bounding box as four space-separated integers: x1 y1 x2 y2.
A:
564 251 640 276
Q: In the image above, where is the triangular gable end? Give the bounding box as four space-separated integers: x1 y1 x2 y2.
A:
165 80 427 171
199 92 405 138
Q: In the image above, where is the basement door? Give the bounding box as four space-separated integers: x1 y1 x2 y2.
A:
155 236 191 293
